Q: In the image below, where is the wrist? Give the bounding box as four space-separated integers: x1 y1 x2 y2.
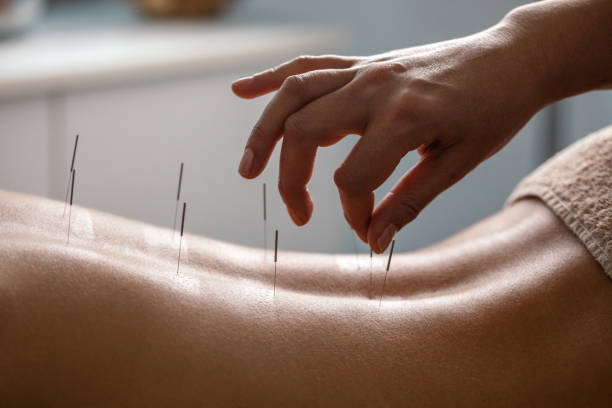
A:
494 6 561 109
476 17 551 115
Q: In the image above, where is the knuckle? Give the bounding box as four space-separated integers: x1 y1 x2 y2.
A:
277 180 289 197
253 65 279 85
333 167 349 189
390 94 415 122
277 179 300 199
293 54 315 67
387 91 434 129
395 194 422 223
247 124 266 147
352 61 407 93
383 61 407 74
262 65 278 77
333 167 361 195
372 61 406 80
281 74 306 97
445 163 470 186
283 114 307 142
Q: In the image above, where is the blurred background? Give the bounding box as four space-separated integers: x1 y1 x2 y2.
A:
0 0 610 254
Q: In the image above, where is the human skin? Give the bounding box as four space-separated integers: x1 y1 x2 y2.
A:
232 0 612 253
1 190 611 406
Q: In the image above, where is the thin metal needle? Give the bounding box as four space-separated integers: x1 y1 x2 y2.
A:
177 202 186 274
263 183 267 254
379 239 395 308
369 248 373 297
273 229 278 297
351 232 360 270
63 172 72 217
172 163 184 236
67 169 75 243
63 134 79 216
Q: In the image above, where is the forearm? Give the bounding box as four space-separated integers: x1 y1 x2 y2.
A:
503 0 612 102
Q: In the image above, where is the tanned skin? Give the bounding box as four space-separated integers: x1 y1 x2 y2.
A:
3 0 612 405
233 0 612 252
1 190 611 406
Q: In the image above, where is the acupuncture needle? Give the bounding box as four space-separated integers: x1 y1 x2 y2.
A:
172 163 184 237
263 182 267 257
177 202 186 274
379 239 395 309
273 229 278 297
369 248 373 297
67 169 75 244
350 232 360 270
63 134 79 216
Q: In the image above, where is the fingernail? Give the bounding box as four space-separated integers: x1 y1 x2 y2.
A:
290 207 309 225
377 224 396 252
343 212 352 224
238 147 254 177
291 210 307 226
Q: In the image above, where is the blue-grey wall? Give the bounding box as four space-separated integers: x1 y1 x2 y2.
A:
226 0 611 252
42 0 611 253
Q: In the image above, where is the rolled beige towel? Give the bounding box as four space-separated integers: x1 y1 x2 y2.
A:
507 125 612 279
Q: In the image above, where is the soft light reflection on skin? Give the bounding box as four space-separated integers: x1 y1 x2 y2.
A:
335 253 384 272
2 191 612 406
182 238 189 262
162 266 203 297
73 209 95 240
143 225 173 249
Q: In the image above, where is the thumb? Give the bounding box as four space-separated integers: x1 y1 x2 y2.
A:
367 147 471 253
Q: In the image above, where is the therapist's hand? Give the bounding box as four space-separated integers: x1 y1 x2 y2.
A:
232 22 546 253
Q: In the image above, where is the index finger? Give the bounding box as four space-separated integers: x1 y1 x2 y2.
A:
334 122 423 243
238 68 357 179
232 55 357 99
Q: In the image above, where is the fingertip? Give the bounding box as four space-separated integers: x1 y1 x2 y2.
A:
232 77 261 98
240 172 260 180
238 147 258 178
339 196 373 246
232 76 252 89
289 211 307 226
285 192 314 226
370 245 384 255
354 227 368 244
305 197 314 220
367 220 396 254
368 233 386 254
288 206 311 226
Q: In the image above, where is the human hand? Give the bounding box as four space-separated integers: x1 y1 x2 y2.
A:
232 23 546 253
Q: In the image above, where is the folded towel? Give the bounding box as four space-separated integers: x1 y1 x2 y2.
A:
506 125 612 280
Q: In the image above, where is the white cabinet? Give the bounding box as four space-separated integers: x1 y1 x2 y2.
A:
0 97 48 197
58 72 349 253
0 20 551 254
45 75 547 254
0 23 349 252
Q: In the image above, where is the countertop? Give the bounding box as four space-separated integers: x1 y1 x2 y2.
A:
0 1 345 99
